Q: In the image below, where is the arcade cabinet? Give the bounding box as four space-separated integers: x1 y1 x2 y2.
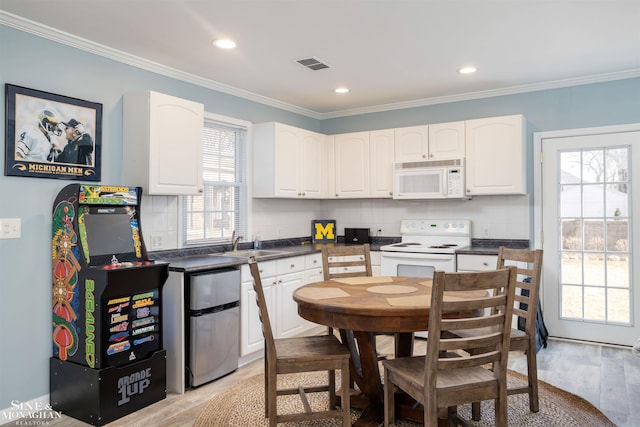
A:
50 184 169 426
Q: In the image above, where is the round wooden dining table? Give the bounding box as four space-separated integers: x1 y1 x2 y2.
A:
293 275 486 426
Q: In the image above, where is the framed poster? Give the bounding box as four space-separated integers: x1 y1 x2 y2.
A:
5 84 102 181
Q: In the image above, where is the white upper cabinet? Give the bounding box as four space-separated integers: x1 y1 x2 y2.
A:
395 122 465 162
253 122 326 198
465 114 527 195
334 131 370 198
122 91 204 195
428 121 466 159
369 129 395 198
394 125 429 162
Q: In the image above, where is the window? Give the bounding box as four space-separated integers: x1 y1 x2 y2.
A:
182 113 248 246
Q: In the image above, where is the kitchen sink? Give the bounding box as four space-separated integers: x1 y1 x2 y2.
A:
210 249 292 260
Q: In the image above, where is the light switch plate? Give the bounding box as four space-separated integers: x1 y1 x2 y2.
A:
0 218 21 239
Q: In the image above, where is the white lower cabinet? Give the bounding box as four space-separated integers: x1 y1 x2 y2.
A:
240 253 324 356
240 260 277 356
456 254 498 272
371 251 381 276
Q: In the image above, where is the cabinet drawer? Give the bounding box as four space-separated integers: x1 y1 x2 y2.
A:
277 256 305 274
305 253 322 270
457 254 498 271
241 259 277 282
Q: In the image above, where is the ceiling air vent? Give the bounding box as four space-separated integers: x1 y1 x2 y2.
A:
296 57 330 71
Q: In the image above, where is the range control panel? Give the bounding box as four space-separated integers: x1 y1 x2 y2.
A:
399 219 471 236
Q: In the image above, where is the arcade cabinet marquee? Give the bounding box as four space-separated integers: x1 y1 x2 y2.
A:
50 184 168 426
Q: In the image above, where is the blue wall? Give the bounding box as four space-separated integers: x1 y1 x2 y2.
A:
320 80 640 134
1 22 639 409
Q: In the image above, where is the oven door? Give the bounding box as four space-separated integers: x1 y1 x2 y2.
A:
381 251 456 278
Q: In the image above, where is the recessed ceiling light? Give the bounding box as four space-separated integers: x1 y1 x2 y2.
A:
334 87 349 94
213 39 236 49
458 66 477 74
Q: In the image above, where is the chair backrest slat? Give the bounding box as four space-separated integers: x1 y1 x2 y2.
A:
322 244 372 280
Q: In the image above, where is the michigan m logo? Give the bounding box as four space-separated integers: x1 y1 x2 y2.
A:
312 220 336 242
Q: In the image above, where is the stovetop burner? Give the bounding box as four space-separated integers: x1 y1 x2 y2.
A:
380 219 471 254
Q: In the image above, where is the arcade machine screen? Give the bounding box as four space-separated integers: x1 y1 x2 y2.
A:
83 207 137 262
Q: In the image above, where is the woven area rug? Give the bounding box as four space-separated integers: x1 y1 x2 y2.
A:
194 370 615 426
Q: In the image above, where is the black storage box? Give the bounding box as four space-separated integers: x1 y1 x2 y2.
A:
50 350 166 425
344 228 370 245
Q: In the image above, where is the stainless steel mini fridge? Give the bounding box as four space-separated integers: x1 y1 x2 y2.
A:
186 268 240 387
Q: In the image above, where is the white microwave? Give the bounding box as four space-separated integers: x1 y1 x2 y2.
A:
393 158 466 199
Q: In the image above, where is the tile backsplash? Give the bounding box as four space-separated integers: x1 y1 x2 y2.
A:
142 194 530 252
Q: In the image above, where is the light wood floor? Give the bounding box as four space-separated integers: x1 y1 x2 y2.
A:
18 337 639 427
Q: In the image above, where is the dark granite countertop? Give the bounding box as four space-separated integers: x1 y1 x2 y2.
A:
456 239 530 255
150 237 528 273
151 237 396 273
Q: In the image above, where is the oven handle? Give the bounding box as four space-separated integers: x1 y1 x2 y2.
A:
380 251 455 261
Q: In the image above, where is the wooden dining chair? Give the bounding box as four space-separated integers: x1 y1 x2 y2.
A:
382 266 518 427
248 256 351 427
464 247 544 420
321 243 387 365
452 247 544 420
321 243 372 280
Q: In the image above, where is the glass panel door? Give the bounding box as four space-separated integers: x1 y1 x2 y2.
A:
541 130 640 345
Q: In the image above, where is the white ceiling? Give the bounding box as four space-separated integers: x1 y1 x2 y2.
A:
1 1 639 118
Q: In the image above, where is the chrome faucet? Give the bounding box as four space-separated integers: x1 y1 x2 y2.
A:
231 230 243 251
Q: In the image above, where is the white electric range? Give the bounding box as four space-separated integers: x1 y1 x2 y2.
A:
380 219 471 277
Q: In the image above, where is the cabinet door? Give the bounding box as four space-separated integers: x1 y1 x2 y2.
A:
370 129 395 198
334 132 370 198
275 271 305 339
240 262 276 356
299 129 324 198
149 92 204 195
394 125 429 162
240 278 275 356
465 115 526 195
428 121 465 159
274 124 302 197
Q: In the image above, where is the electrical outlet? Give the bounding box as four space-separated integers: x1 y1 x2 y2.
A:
483 227 490 238
0 218 21 239
150 233 163 250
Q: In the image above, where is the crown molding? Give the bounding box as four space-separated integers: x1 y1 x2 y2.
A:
319 69 640 119
3 10 639 121
0 11 323 119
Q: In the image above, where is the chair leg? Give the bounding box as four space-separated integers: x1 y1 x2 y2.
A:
495 395 508 427
471 401 481 420
383 368 394 427
527 349 540 412
267 370 277 427
328 369 336 409
447 406 458 427
264 362 269 418
341 359 351 427
424 397 438 427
